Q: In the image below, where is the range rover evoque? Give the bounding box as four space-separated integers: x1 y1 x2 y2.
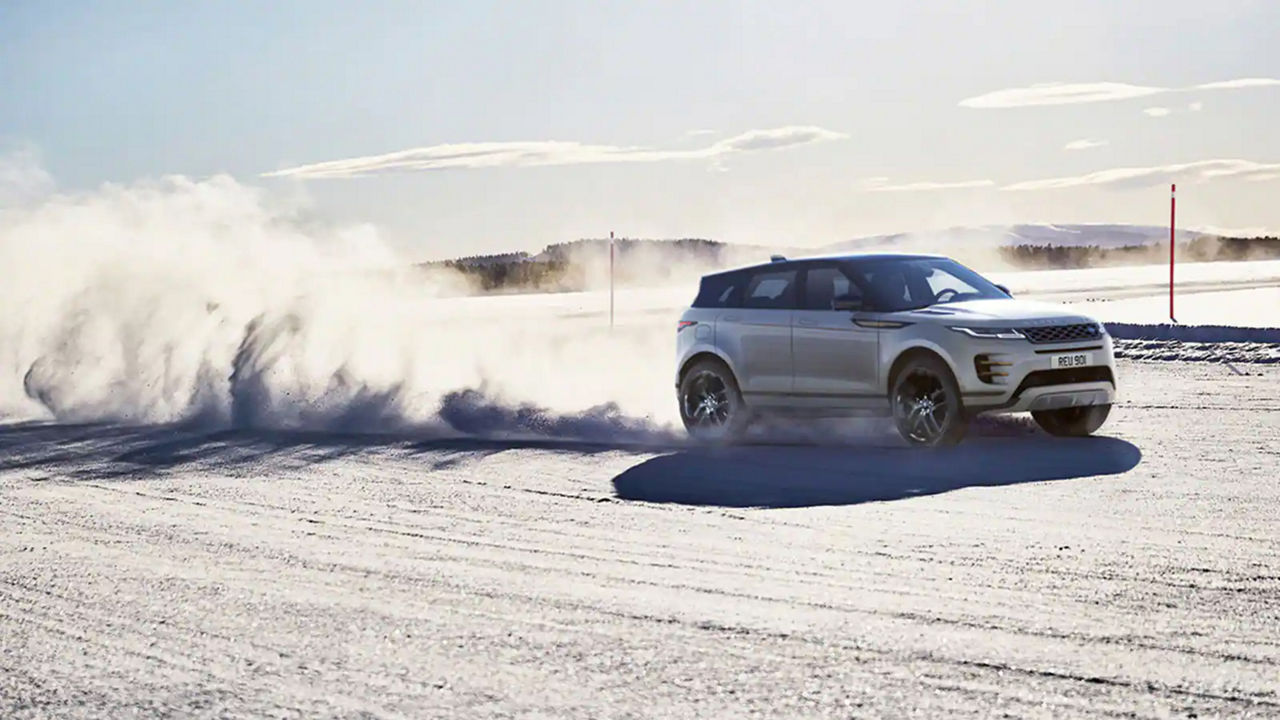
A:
675 253 1116 445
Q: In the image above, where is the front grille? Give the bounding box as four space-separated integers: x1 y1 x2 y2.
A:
1021 323 1102 344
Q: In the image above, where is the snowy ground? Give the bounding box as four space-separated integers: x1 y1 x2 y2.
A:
3 360 1280 718
4 258 1280 718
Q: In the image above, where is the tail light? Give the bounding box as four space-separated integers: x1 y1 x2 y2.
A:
677 320 698 332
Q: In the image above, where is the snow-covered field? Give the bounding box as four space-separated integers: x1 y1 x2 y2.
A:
3 360 1279 718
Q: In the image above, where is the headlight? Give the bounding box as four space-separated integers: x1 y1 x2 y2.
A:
949 326 1026 340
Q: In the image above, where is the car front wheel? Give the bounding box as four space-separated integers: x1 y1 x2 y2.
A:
890 356 967 447
1032 404 1111 437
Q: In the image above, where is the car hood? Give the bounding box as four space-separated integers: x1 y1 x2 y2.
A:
891 298 1096 325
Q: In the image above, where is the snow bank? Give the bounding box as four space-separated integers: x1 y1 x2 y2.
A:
1106 324 1280 364
1106 323 1280 344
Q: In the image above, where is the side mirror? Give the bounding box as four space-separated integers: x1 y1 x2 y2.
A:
832 297 863 311
995 284 1012 297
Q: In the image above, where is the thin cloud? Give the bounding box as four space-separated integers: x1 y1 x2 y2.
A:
1143 107 1171 117
1063 138 1108 151
865 178 996 192
1003 159 1280 191
264 126 846 179
1188 101 1204 112
960 82 1165 108
959 77 1280 108
1194 78 1280 90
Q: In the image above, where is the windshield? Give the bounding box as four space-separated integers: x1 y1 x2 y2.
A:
849 257 1007 312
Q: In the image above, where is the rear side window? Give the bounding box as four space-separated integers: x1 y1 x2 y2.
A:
692 273 743 308
803 265 860 310
744 270 798 309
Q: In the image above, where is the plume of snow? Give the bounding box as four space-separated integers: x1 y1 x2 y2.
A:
0 166 682 440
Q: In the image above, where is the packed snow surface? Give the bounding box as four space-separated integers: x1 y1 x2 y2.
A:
3 361 1279 717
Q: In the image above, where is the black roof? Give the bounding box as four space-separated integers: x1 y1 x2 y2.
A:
702 252 946 278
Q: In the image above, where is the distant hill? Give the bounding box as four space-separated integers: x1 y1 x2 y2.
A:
420 226 1279 295
420 238 771 294
823 224 1208 254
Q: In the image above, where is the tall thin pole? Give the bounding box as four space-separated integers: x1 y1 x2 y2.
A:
609 231 615 330
1169 184 1176 323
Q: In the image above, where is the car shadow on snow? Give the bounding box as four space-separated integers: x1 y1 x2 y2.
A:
0 418 1140 508
611 435 1142 509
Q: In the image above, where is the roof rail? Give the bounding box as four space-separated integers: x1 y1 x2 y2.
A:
769 254 787 263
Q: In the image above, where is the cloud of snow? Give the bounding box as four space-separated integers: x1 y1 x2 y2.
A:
0 166 684 439
0 146 55 207
263 126 847 179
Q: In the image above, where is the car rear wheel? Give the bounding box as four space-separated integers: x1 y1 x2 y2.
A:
891 356 967 447
1032 404 1111 437
678 359 748 443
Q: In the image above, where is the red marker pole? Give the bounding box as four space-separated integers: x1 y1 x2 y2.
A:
1169 184 1176 323
609 231 615 331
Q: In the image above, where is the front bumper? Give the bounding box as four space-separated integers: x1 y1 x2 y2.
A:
996 381 1116 413
957 334 1117 413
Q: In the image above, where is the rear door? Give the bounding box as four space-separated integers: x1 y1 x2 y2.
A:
719 268 797 396
791 263 880 404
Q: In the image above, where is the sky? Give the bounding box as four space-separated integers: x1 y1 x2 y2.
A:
2 0 1279 259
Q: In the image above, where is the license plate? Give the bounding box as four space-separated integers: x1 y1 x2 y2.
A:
1051 352 1094 369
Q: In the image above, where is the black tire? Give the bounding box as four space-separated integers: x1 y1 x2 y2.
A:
678 359 749 443
1032 404 1111 437
890 355 967 447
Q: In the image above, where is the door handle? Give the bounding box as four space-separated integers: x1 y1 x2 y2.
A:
722 315 740 322
796 318 817 326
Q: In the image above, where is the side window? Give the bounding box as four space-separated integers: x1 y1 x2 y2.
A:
743 270 798 309
864 268 910 306
803 266 860 310
693 273 743 308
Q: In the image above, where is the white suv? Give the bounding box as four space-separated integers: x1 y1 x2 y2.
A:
675 253 1116 445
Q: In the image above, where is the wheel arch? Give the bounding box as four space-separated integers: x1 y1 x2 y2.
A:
677 350 739 388
886 345 960 394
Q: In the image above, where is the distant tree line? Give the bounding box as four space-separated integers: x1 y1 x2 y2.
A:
419 238 732 293
421 235 1280 294
430 256 574 292
998 236 1280 269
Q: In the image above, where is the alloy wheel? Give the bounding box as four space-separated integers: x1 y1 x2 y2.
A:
683 371 731 428
894 368 952 444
